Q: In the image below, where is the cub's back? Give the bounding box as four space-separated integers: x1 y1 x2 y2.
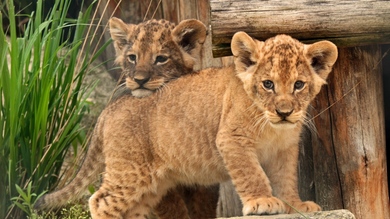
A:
100 66 236 183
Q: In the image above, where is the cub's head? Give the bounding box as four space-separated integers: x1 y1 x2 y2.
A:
231 32 338 128
109 17 207 98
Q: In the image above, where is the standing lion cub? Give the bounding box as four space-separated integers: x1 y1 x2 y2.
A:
37 32 338 218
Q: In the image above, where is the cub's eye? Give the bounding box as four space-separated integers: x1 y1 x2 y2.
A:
155 55 169 64
128 54 137 63
294 80 305 90
262 80 274 90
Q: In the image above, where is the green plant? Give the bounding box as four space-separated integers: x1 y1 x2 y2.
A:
0 0 110 218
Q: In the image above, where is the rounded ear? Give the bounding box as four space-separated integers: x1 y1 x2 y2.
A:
305 40 338 80
109 17 136 53
231 31 259 73
172 19 207 58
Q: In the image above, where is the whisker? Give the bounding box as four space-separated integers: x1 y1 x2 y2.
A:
251 112 268 135
258 115 269 135
303 112 318 136
157 83 171 99
310 80 362 121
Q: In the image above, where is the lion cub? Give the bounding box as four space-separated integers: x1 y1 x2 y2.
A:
38 32 338 218
34 17 208 217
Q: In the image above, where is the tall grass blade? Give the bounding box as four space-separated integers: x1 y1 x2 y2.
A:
0 0 108 217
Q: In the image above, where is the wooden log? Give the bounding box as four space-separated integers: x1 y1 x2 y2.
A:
217 209 356 219
311 46 389 219
210 0 390 57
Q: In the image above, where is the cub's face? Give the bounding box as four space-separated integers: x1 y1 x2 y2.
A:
109 18 207 98
231 33 338 128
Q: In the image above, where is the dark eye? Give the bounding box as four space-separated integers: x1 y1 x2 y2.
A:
128 54 136 63
262 80 274 90
155 55 168 64
294 80 305 90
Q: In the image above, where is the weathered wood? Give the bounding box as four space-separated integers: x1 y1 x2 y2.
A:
308 100 344 211
210 0 390 57
216 181 242 217
217 209 355 219
311 46 389 219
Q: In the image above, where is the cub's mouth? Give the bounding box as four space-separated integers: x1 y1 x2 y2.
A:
266 111 301 129
126 77 165 98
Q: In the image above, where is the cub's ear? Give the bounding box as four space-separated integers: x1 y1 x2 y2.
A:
305 40 338 80
231 31 259 74
109 17 136 54
172 19 207 59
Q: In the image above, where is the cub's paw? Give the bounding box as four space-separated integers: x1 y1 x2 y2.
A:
242 197 286 215
287 201 321 213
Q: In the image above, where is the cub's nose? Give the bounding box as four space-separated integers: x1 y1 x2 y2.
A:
134 77 150 86
276 109 293 119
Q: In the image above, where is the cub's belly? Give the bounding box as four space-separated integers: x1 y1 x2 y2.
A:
160 147 230 185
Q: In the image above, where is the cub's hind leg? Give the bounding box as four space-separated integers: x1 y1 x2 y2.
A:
89 163 172 219
89 182 132 219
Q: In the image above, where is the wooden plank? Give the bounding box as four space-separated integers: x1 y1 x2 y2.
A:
210 0 390 57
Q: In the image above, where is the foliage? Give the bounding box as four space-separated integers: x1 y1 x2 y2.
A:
0 0 109 217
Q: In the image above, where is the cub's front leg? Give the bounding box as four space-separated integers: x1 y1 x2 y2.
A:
216 133 285 215
266 143 321 214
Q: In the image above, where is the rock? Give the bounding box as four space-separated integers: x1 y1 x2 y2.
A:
217 209 355 219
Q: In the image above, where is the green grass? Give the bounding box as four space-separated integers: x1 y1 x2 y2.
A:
0 0 110 218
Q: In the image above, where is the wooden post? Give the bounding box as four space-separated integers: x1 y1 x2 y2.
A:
210 1 389 219
311 46 389 218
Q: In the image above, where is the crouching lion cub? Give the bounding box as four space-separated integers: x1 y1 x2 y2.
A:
39 31 338 218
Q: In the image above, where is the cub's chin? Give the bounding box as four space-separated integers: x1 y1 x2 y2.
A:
269 120 298 129
132 89 154 98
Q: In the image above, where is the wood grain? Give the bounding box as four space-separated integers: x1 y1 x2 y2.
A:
210 0 390 57
312 46 389 219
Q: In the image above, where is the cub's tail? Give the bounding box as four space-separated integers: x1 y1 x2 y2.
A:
34 127 104 210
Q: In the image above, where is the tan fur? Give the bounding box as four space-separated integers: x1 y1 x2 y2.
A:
37 32 338 218
34 18 208 217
